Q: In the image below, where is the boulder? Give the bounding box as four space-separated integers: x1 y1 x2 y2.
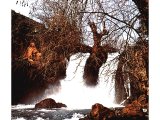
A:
80 103 115 120
91 103 115 119
122 100 143 116
35 98 67 109
121 94 148 117
56 102 67 108
80 103 148 120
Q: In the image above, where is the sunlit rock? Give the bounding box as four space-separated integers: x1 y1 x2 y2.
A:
122 94 148 117
80 103 115 120
80 102 148 120
122 100 143 117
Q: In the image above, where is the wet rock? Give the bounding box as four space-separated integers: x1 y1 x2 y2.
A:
80 103 115 120
56 102 67 108
91 103 115 119
35 98 67 109
80 102 148 120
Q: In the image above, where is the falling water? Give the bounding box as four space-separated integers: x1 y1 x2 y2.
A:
12 53 122 120
46 53 120 109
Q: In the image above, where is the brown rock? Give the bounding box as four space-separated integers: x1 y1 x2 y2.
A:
90 103 115 120
35 98 67 109
138 94 148 107
56 102 67 108
122 100 143 116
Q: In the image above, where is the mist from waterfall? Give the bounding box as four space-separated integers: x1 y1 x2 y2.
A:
46 53 120 109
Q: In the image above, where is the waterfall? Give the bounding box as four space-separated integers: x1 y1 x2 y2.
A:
47 53 121 109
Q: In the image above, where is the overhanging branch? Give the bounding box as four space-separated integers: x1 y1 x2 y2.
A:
80 11 140 36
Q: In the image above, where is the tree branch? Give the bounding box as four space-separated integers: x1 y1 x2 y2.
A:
80 11 140 36
73 44 92 54
102 43 119 53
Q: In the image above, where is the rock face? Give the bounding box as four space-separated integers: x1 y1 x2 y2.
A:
35 98 67 109
115 40 148 104
12 10 66 105
12 10 47 105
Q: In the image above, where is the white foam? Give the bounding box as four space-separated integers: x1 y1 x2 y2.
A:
12 104 34 109
12 117 26 120
47 53 120 109
37 109 56 112
35 117 46 120
63 113 85 120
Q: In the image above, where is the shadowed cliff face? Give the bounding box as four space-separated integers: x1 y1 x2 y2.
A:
12 10 65 104
12 50 66 105
12 61 46 104
12 10 40 104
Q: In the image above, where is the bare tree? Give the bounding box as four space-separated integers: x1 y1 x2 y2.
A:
27 0 146 84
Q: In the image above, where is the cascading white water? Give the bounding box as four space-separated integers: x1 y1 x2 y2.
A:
46 53 121 109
